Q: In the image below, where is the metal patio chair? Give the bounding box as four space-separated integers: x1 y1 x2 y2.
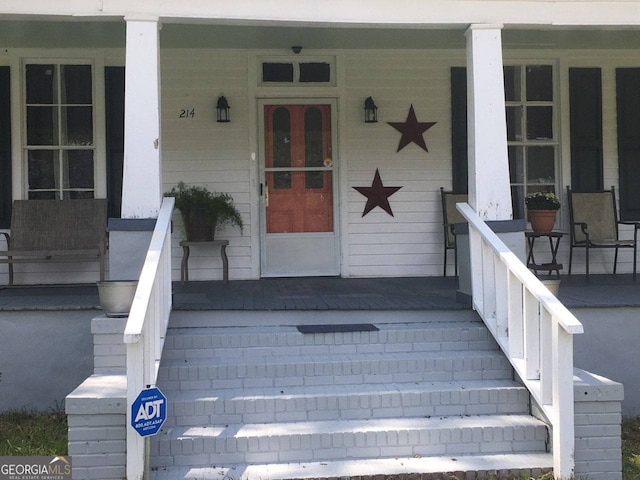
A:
566 185 639 279
440 187 468 277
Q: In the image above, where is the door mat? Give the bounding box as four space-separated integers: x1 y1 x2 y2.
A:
296 324 379 334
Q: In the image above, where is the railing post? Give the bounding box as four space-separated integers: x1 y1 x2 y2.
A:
507 271 524 359
126 340 146 480
523 288 540 380
553 326 576 479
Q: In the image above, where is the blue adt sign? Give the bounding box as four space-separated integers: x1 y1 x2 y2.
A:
131 387 167 437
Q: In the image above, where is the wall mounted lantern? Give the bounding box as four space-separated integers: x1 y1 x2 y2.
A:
364 96 378 123
216 96 230 123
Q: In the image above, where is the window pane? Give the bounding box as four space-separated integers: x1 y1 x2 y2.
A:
527 146 555 184
61 65 92 104
508 146 525 184
29 191 58 200
299 63 330 83
62 107 93 145
504 66 521 102
28 150 58 190
64 150 94 189
27 106 57 145
26 64 56 104
68 191 94 199
511 185 525 220
527 106 553 140
526 65 553 101
506 106 523 141
263 63 294 82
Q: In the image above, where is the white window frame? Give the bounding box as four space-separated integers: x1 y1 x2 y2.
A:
505 62 559 219
258 55 336 87
21 58 97 200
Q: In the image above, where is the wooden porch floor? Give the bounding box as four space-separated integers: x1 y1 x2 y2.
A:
0 274 639 311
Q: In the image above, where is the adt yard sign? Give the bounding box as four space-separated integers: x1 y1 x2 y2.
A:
131 387 167 437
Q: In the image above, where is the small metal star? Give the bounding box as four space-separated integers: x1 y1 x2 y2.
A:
353 169 402 217
387 104 436 153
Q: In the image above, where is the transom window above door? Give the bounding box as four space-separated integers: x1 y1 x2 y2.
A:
24 62 95 199
258 57 336 86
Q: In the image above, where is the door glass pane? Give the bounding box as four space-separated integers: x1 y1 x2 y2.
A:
527 146 555 184
26 64 56 104
526 106 553 140
64 150 94 189
27 106 57 145
305 107 324 189
272 107 291 189
61 65 92 104
504 66 521 102
526 65 553 101
62 106 93 145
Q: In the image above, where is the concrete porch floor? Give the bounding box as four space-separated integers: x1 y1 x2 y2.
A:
0 274 639 311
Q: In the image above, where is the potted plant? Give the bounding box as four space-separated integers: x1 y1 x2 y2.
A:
525 191 560 234
165 182 244 241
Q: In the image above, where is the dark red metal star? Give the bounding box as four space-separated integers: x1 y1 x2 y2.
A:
387 104 436 153
353 169 402 217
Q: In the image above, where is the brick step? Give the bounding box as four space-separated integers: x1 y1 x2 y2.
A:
150 414 549 468
156 349 513 390
161 322 497 360
150 453 554 480
162 380 530 427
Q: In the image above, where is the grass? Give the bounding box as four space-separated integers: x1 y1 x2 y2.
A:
623 415 640 480
0 409 68 456
0 411 639 479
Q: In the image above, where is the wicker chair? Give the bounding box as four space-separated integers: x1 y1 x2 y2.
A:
440 187 468 277
566 186 639 279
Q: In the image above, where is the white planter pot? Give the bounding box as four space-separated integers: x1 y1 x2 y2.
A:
97 280 138 317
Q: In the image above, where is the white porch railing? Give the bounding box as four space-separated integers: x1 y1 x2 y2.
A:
457 202 584 480
123 197 175 480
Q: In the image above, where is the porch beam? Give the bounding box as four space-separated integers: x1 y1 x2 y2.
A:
122 17 162 219
3 1 640 28
465 24 512 221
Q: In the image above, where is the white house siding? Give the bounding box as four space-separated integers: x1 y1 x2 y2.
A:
161 49 253 281
3 40 640 284
344 50 464 277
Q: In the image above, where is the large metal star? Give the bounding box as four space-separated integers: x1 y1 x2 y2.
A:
387 104 436 153
353 169 402 217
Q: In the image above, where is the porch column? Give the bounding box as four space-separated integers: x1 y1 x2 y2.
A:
122 16 162 218
465 24 512 220
457 25 525 303
108 17 162 281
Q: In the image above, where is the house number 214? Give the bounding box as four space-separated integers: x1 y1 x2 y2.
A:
179 109 195 118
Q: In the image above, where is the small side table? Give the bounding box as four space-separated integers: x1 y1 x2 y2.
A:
525 231 564 276
180 240 229 284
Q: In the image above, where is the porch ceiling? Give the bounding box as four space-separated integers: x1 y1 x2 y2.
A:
0 20 640 50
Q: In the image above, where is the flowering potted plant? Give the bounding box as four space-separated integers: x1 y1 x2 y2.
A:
525 191 560 234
